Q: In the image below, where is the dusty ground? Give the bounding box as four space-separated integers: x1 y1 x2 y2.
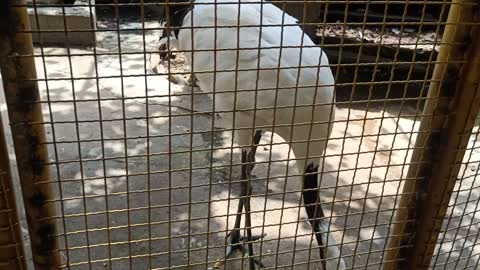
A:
1 12 480 270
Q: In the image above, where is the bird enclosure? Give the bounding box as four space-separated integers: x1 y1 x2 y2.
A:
0 0 480 270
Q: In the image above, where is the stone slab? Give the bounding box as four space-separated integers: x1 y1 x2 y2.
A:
28 0 96 46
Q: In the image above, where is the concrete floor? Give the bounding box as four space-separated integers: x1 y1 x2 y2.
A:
1 13 480 270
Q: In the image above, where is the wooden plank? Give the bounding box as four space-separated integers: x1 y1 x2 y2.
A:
0 1 62 269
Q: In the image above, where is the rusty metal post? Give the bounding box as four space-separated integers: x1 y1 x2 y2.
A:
384 0 480 269
0 113 26 270
0 1 62 270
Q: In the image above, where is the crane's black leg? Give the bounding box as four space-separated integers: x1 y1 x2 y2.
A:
224 187 244 258
242 146 264 269
218 130 265 269
302 163 327 270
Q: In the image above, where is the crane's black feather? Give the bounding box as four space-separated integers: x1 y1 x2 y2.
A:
303 163 327 269
160 0 193 39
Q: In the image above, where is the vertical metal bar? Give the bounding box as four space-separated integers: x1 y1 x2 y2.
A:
0 112 26 270
0 1 61 270
384 0 480 269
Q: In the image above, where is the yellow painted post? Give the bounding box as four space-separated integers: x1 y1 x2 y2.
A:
384 0 480 269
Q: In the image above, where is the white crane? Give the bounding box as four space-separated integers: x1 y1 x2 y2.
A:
159 0 345 268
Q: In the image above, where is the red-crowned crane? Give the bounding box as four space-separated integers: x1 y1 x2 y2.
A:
159 0 345 269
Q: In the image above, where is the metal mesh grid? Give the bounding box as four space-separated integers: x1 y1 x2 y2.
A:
0 114 26 270
1 0 480 269
432 117 480 269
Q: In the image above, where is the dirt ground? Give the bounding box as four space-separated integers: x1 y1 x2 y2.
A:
1 13 480 270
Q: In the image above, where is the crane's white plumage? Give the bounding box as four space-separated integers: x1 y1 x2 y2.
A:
177 0 334 171
160 0 344 268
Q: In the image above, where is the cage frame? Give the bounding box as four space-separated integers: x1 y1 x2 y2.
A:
0 1 62 269
0 0 480 269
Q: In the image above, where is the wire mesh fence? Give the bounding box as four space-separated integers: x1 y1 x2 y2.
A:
0 0 479 269
0 112 26 270
432 117 480 269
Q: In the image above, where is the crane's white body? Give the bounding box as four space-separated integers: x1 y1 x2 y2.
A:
163 0 344 268
177 0 334 171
